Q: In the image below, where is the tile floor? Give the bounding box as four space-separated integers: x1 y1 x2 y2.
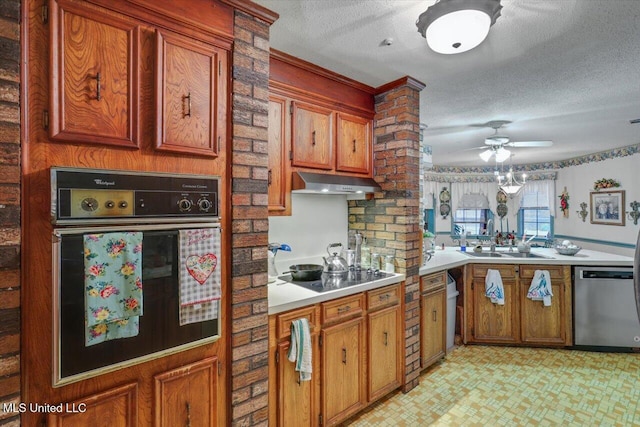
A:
345 345 640 426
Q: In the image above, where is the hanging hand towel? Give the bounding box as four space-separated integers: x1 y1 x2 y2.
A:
287 318 312 382
527 270 553 306
84 232 143 346
485 269 505 305
179 228 221 325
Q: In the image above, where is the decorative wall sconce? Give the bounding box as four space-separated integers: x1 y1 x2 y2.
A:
627 201 640 225
577 202 588 222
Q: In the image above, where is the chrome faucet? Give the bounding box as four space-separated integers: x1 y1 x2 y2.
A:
486 219 496 252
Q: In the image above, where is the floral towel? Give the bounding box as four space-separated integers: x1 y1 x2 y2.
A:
179 228 221 325
84 232 143 346
527 270 553 306
485 269 505 305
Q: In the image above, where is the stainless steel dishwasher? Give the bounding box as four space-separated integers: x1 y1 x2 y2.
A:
574 266 640 349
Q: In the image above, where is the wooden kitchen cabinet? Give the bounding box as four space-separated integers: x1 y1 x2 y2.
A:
519 265 572 345
47 382 138 427
367 285 402 402
272 306 320 427
155 28 228 157
268 96 291 215
291 101 334 170
321 317 366 426
420 272 447 369
465 264 572 346
154 357 219 427
336 112 372 174
50 0 140 147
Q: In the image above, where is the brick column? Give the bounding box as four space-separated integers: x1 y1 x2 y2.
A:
0 1 21 426
349 76 425 392
230 11 272 427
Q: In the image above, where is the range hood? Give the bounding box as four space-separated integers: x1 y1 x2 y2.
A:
292 171 381 195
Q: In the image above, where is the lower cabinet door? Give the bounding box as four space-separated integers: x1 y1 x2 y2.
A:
47 383 138 427
154 357 218 427
520 281 566 344
368 305 402 401
472 278 519 343
421 289 446 368
321 317 366 426
277 340 317 427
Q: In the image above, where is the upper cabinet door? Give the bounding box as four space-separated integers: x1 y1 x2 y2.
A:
155 29 228 157
291 101 333 170
50 0 139 147
336 113 371 175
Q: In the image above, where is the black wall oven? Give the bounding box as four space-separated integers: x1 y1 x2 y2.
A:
51 167 222 386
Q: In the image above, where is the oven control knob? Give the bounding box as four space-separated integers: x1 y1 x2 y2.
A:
197 198 212 212
105 200 115 209
119 201 128 209
81 197 99 212
178 198 192 212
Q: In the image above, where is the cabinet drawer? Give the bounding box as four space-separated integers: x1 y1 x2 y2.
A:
367 284 400 311
472 264 516 279
277 306 318 340
421 272 446 294
519 265 566 281
322 294 364 325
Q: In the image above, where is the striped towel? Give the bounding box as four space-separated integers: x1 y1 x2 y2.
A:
287 318 312 382
527 270 553 306
485 269 505 305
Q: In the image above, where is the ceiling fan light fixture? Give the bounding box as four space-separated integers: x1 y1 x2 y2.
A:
479 149 493 162
495 147 511 163
416 0 502 55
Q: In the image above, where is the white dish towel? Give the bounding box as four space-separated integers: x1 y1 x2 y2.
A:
485 269 505 305
527 269 553 306
288 318 312 382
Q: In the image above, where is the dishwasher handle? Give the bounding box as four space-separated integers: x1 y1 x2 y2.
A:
580 270 633 280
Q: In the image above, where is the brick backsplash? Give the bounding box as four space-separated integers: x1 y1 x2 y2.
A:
349 77 425 393
0 1 21 425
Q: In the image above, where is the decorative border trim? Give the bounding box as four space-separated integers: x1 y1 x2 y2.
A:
424 171 557 183
432 143 640 174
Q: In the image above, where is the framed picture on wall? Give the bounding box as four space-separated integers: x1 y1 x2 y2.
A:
590 190 625 226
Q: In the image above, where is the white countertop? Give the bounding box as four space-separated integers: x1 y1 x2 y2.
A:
268 247 633 315
268 272 405 315
419 246 634 276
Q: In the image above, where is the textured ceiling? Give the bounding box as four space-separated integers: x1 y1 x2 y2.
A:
253 0 640 167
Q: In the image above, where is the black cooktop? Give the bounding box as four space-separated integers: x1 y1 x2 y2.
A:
280 269 393 293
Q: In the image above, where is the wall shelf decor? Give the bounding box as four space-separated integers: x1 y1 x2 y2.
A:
593 178 620 191
590 190 625 226
439 187 451 219
577 202 588 222
627 201 640 225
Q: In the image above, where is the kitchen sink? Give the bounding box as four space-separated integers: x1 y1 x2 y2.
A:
500 252 552 259
459 251 504 257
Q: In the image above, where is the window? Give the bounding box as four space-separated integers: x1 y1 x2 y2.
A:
519 188 553 239
454 209 489 236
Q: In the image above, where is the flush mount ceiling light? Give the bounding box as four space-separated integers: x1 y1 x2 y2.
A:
416 0 502 54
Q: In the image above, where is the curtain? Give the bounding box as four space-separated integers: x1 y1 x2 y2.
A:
451 182 499 214
519 180 555 211
423 181 439 209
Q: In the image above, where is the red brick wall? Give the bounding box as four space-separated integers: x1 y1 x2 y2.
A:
349 77 424 392
0 0 21 425
230 10 271 427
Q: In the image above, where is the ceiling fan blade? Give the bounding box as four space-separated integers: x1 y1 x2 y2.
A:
507 140 553 147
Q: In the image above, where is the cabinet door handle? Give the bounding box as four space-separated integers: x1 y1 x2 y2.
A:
337 305 351 314
379 294 390 302
312 130 316 146
383 331 388 346
93 72 101 101
342 348 347 364
433 309 437 322
268 169 272 186
352 138 356 152
186 402 191 427
183 92 192 117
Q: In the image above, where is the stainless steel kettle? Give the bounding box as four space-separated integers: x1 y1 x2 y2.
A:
322 243 349 275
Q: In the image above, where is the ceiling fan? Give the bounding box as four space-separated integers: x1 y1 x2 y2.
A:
475 120 553 162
